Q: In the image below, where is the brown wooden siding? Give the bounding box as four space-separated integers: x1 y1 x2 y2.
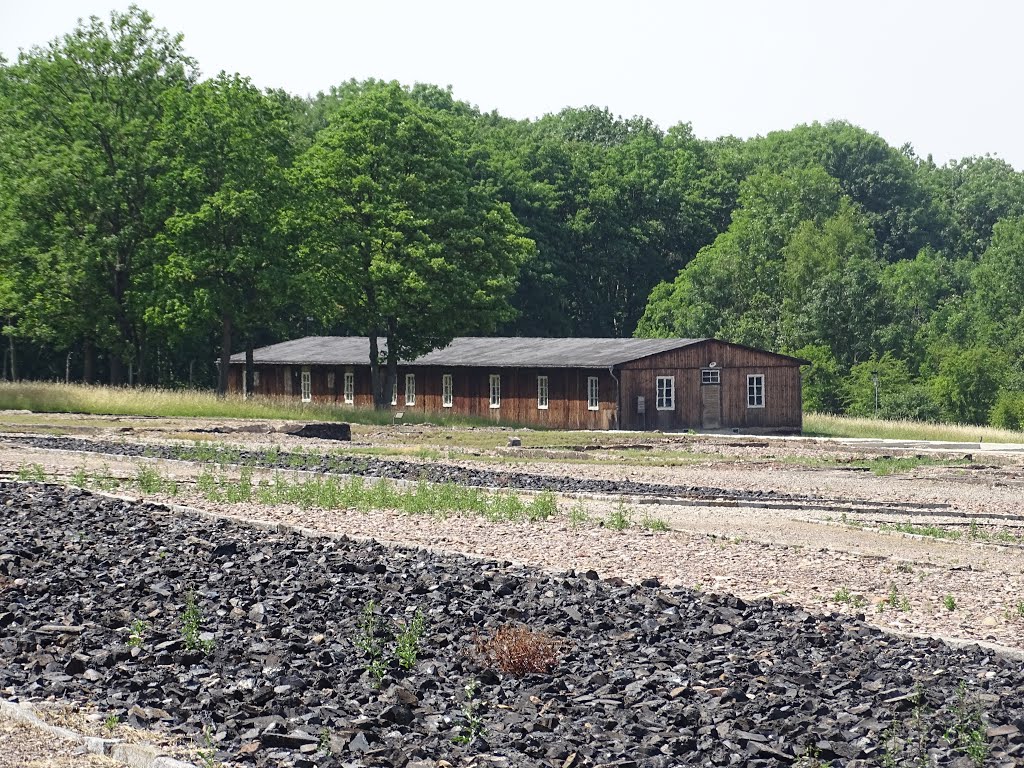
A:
229 363 617 429
229 338 802 433
618 340 802 432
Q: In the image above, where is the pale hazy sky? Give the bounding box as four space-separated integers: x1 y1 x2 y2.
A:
3 1 1022 168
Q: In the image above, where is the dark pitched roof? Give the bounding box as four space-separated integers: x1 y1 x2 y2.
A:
230 336 709 368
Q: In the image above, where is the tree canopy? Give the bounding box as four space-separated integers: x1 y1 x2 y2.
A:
5 8 1024 427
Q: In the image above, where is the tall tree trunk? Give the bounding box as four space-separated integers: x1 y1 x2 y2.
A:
245 345 254 399
385 321 399 411
6 322 14 381
83 339 95 384
136 337 147 387
110 354 124 386
218 313 232 398
369 332 384 410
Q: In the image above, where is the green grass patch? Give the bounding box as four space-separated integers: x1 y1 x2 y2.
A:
191 469 560 523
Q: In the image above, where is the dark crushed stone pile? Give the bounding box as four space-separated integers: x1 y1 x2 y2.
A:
1 481 1022 768
5 434 810 502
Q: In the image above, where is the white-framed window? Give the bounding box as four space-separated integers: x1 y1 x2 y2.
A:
489 374 501 409
537 375 549 410
405 373 416 406
442 374 453 407
253 371 260 387
344 371 354 404
300 367 312 403
701 369 720 385
327 371 336 390
391 377 398 406
587 376 599 410
747 374 765 408
656 376 674 410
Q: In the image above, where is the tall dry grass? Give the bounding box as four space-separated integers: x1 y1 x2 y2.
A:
4 382 1024 442
804 412 1024 444
0 381 467 425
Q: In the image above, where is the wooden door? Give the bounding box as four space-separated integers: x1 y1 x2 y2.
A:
701 384 721 429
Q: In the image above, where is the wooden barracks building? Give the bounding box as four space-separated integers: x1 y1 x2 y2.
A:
229 337 807 433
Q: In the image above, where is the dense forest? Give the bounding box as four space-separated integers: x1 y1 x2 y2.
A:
2 8 1024 426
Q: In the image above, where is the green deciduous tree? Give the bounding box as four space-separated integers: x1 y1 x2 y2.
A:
931 346 1009 425
0 7 195 383
289 82 534 408
148 72 294 395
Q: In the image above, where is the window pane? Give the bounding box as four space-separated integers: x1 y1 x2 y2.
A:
405 374 416 406
656 376 674 409
489 374 500 408
537 376 548 409
442 374 453 407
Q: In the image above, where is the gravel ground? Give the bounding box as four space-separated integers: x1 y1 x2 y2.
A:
3 482 1023 767
0 717 116 768
2 436 1023 651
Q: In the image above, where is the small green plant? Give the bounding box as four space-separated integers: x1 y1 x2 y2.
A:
606 501 632 531
833 588 868 609
128 619 150 648
16 463 46 482
135 463 164 493
567 500 589 529
452 678 485 745
70 466 89 487
946 683 990 767
639 512 670 532
877 584 910 613
525 491 558 521
181 592 214 653
395 610 426 670
317 727 331 755
194 725 219 768
895 562 914 574
354 600 387 685
942 594 957 612
94 463 120 491
102 713 120 734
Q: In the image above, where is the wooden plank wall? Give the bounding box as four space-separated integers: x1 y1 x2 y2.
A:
229 338 802 432
618 340 802 432
230 363 616 429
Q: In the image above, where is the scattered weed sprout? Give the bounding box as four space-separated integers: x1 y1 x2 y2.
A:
192 469 561 524
16 463 47 482
354 602 430 683
942 594 957 612
946 683 990 766
354 601 387 685
395 610 427 670
639 512 670 532
568 500 589 529
128 619 150 648
181 591 214 654
102 713 120 734
606 501 632 531
877 584 911 613
452 678 485 746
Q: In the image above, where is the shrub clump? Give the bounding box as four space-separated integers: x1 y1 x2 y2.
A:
474 624 561 676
